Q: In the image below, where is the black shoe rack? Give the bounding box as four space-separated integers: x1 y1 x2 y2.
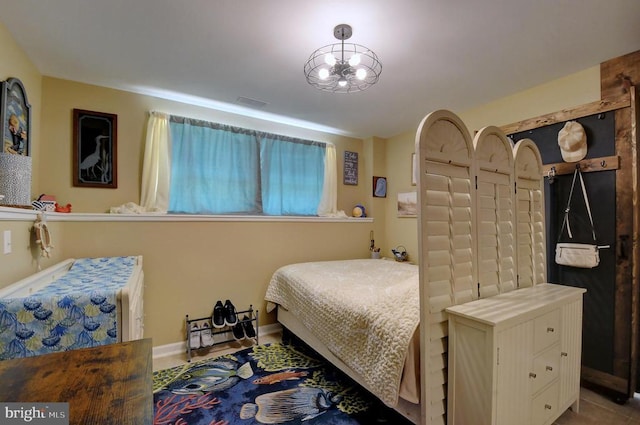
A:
185 305 259 362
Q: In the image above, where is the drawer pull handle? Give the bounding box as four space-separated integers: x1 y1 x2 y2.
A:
529 372 537 379
547 327 555 333
545 404 552 410
561 352 568 357
546 366 553 371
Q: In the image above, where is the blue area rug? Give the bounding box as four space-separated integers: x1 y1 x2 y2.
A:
153 339 413 425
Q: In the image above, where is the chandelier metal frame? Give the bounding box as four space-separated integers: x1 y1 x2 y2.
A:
304 24 382 93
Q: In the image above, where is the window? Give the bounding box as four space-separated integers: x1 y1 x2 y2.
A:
141 112 338 216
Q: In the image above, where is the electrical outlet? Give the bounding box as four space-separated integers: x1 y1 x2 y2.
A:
3 230 11 254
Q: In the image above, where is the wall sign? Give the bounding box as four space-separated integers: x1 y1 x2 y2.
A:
343 150 358 185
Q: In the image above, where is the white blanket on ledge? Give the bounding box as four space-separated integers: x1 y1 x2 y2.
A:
265 259 419 407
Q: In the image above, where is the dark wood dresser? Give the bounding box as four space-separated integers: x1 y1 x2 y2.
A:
0 338 152 424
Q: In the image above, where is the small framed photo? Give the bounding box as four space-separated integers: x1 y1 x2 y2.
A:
373 176 387 197
397 191 417 217
1 78 31 156
73 109 117 188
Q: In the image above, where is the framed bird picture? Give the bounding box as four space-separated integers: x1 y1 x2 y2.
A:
72 109 117 188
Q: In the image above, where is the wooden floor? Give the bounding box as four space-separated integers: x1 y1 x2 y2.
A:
555 387 640 425
153 332 640 425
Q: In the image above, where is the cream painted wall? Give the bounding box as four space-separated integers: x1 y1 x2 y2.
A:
460 66 601 132
383 132 418 262
59 219 375 347
380 66 603 265
0 218 66 286
362 137 387 255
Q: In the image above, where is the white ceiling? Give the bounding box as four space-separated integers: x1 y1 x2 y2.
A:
1 0 639 139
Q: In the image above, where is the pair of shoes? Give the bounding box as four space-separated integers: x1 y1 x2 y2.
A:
212 300 238 328
189 320 215 349
189 322 201 349
232 316 257 341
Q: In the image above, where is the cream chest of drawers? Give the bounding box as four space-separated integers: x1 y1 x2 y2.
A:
446 283 586 425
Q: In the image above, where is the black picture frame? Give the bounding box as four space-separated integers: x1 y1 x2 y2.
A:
72 109 118 188
373 176 387 197
1 78 31 156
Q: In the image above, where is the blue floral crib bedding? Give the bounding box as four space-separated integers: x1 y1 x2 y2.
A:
0 256 137 360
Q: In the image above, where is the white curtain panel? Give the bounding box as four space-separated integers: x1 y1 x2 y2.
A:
140 111 171 212
317 143 340 217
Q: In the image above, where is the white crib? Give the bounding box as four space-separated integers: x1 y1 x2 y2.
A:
0 256 144 359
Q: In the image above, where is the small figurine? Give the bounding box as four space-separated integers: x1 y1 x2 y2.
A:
54 203 72 213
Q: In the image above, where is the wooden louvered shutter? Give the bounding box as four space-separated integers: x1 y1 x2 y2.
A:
473 126 517 296
416 110 475 425
513 138 546 287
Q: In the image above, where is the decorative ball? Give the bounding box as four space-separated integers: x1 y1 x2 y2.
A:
352 204 366 217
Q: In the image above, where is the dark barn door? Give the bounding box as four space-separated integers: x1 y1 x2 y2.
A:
504 91 638 401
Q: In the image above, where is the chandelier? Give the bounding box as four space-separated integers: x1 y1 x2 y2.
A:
304 24 382 93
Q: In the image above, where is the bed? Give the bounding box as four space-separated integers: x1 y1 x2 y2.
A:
0 256 144 360
266 259 421 415
265 110 546 425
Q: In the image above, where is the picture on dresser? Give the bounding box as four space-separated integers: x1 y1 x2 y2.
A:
73 109 118 188
0 78 31 156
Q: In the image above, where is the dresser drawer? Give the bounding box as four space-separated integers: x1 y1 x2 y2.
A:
531 382 559 425
534 309 560 352
530 344 560 394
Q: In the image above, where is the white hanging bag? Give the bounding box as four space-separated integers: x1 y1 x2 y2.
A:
554 168 608 268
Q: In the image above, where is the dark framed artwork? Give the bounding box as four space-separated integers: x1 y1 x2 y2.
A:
1 78 31 156
373 176 387 197
73 109 118 188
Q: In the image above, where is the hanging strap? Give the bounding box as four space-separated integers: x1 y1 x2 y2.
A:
557 167 596 242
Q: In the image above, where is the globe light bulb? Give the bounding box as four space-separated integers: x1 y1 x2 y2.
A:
348 54 361 66
318 68 330 80
338 77 348 87
356 68 367 80
324 53 337 66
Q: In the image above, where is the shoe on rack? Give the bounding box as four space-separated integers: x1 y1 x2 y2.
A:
212 301 225 328
241 315 256 339
224 300 238 327
231 322 245 341
200 321 214 347
189 322 201 349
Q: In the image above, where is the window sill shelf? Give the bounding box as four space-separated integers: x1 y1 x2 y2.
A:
0 207 373 223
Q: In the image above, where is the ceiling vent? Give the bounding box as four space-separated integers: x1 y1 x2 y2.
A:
236 96 268 108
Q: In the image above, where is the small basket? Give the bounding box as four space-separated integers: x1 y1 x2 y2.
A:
391 245 408 262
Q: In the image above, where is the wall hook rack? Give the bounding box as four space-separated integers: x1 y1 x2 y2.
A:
542 155 619 177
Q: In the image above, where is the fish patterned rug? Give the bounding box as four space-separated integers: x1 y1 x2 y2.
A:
153 340 414 425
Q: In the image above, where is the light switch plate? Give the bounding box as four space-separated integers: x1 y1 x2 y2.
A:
3 230 11 254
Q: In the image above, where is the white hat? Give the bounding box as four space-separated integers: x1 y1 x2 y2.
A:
558 121 587 163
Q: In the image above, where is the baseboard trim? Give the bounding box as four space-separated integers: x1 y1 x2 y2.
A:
152 322 282 360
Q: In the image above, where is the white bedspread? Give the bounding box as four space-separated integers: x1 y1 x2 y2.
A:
265 259 419 406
